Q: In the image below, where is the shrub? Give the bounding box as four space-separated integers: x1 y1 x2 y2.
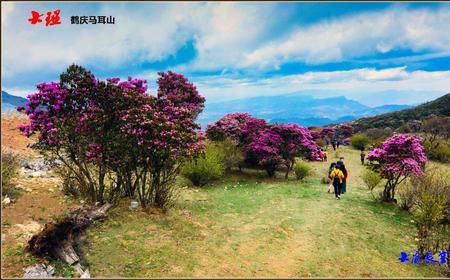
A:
215 138 244 172
315 137 326 148
321 177 330 184
396 124 412 133
181 143 225 186
361 168 382 194
245 123 320 178
335 123 354 141
397 181 419 211
207 114 320 178
409 167 450 263
293 160 311 180
1 149 19 194
351 134 370 150
421 115 450 146
424 139 450 163
367 134 427 202
205 112 267 143
364 127 393 143
18 65 205 209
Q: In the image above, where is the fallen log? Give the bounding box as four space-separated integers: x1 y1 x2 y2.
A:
26 203 111 276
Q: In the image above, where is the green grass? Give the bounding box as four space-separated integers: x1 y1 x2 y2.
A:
84 146 447 277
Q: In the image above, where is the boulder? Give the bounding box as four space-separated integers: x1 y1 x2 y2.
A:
3 196 11 205
15 185 32 192
23 263 55 278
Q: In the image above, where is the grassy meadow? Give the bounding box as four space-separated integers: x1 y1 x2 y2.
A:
82 147 447 277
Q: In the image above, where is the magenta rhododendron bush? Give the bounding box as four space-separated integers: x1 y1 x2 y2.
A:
206 113 320 177
367 134 427 202
320 127 335 138
18 65 205 208
205 112 267 144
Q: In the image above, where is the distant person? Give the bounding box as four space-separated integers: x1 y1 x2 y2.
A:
323 149 328 162
329 163 345 199
327 162 336 193
332 140 336 151
336 140 340 149
360 148 366 165
337 160 348 194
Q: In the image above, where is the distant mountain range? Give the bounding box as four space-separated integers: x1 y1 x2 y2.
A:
2 91 27 112
1 90 417 128
351 93 450 131
198 94 411 127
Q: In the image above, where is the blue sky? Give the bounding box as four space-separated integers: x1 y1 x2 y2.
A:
2 2 450 106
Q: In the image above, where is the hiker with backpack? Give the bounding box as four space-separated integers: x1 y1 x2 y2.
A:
327 162 336 193
337 160 348 194
329 163 345 200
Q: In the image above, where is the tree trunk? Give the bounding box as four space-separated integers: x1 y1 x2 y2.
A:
27 203 111 270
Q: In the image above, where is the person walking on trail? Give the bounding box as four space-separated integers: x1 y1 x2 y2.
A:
327 162 336 193
332 140 336 151
329 164 345 199
360 148 366 165
337 157 344 167
323 149 328 162
337 161 348 194
336 140 340 149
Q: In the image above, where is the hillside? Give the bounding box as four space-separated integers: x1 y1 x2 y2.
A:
2 91 27 112
198 94 411 128
351 93 450 131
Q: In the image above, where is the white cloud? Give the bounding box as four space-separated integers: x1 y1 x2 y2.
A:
1 2 14 24
2 2 278 77
3 3 450 77
243 7 450 70
190 67 450 106
4 67 450 107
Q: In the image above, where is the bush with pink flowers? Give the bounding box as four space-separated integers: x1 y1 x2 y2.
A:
18 65 205 209
367 134 427 202
206 114 320 178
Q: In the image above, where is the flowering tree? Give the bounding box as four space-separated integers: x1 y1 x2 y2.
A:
307 127 322 140
367 134 427 202
205 112 266 144
320 127 335 145
18 65 138 203
320 127 335 138
245 127 283 177
271 124 321 178
335 123 355 141
120 72 205 208
207 114 321 178
18 65 205 208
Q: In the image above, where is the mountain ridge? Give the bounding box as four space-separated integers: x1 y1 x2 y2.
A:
351 93 450 131
2 91 27 112
199 94 412 127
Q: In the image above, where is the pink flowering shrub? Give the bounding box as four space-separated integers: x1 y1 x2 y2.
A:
206 113 320 177
367 134 427 202
18 65 205 208
320 127 335 138
334 123 355 141
205 112 267 144
245 127 283 177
